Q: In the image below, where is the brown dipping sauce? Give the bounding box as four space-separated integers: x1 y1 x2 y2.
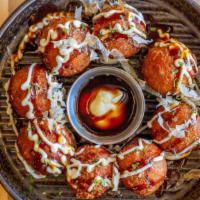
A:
78 75 136 135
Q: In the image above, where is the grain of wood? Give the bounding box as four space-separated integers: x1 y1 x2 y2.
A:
9 0 24 14
0 186 13 200
0 0 24 199
0 0 9 26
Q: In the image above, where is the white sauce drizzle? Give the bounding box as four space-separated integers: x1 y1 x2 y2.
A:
165 138 200 159
120 152 165 178
112 164 120 191
12 14 64 67
67 156 115 180
180 84 200 100
29 15 62 33
51 33 90 74
33 120 74 156
93 10 124 21
94 6 150 46
15 144 46 179
39 29 58 52
118 138 152 160
21 64 36 119
38 20 88 54
26 122 63 175
75 147 86 156
148 97 198 145
67 150 119 192
155 38 198 95
175 138 200 155
88 176 111 192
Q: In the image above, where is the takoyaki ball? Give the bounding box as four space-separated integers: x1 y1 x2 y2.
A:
117 138 167 196
142 35 198 96
93 4 147 59
67 145 114 199
38 12 91 77
149 100 200 160
8 64 50 119
17 119 76 177
38 12 74 44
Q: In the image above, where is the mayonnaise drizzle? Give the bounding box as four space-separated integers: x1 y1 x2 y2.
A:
33 120 74 156
120 152 165 178
21 64 36 119
94 5 149 46
12 13 65 67
118 138 152 160
27 122 63 175
67 150 120 192
112 164 120 191
165 138 200 159
39 29 58 52
155 37 198 95
38 19 90 75
88 176 111 192
93 10 124 21
67 156 116 180
148 97 198 145
51 33 91 74
176 138 200 155
15 144 46 179
39 20 88 54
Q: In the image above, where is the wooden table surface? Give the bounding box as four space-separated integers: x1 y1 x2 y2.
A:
0 1 24 199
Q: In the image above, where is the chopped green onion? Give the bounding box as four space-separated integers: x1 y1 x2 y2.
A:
178 61 184 67
192 110 198 114
51 71 57 75
131 162 140 170
150 27 157 32
93 158 99 163
130 24 135 29
81 24 87 31
27 128 31 132
63 28 68 33
37 140 42 145
100 179 106 187
58 191 63 196
98 31 104 37
172 69 179 75
141 148 145 153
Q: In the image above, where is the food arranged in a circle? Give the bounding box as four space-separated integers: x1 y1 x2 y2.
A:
5 0 200 199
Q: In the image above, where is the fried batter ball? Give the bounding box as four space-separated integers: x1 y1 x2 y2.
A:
93 4 147 59
149 100 200 160
17 118 76 177
117 138 167 196
142 36 198 96
38 12 91 77
67 145 114 199
8 64 50 119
